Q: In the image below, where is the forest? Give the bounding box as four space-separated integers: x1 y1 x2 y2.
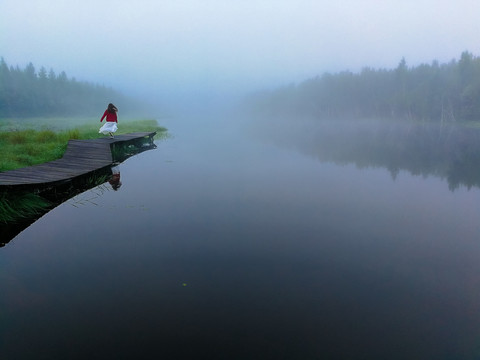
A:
0 58 139 118
248 51 480 123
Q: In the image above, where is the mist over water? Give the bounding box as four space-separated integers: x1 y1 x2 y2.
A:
2 109 480 359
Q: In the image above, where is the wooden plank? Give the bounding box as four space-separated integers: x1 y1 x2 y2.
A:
0 132 156 186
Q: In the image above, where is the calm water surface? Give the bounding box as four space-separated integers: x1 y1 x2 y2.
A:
1 116 480 359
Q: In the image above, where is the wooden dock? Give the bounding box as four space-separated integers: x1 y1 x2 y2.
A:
0 132 156 188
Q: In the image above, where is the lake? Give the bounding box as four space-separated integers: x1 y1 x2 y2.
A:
1 115 480 359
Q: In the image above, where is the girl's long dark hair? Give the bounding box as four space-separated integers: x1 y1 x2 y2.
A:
107 103 118 113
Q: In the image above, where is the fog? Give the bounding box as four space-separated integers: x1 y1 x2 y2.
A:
2 0 480 114
4 3 480 358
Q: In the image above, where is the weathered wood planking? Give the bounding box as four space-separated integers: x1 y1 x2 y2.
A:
0 132 156 186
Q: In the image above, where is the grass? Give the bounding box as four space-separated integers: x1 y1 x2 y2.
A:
0 119 167 172
0 191 51 224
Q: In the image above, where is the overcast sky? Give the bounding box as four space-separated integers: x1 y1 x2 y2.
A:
2 0 480 108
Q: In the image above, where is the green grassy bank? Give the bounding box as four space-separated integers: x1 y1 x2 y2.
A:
0 118 167 172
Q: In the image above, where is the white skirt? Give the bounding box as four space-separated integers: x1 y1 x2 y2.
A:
99 121 118 135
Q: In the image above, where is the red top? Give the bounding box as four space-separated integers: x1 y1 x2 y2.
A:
101 110 117 122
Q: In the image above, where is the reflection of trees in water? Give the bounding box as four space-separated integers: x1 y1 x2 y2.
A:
264 119 480 191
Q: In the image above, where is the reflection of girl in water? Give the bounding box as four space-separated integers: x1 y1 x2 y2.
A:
109 166 122 191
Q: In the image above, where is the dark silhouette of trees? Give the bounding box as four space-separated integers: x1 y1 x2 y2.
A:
248 51 480 123
0 58 136 117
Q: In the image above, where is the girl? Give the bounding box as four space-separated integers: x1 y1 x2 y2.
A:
99 103 118 138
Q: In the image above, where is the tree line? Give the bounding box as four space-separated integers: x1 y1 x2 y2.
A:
0 58 138 118
247 51 480 122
